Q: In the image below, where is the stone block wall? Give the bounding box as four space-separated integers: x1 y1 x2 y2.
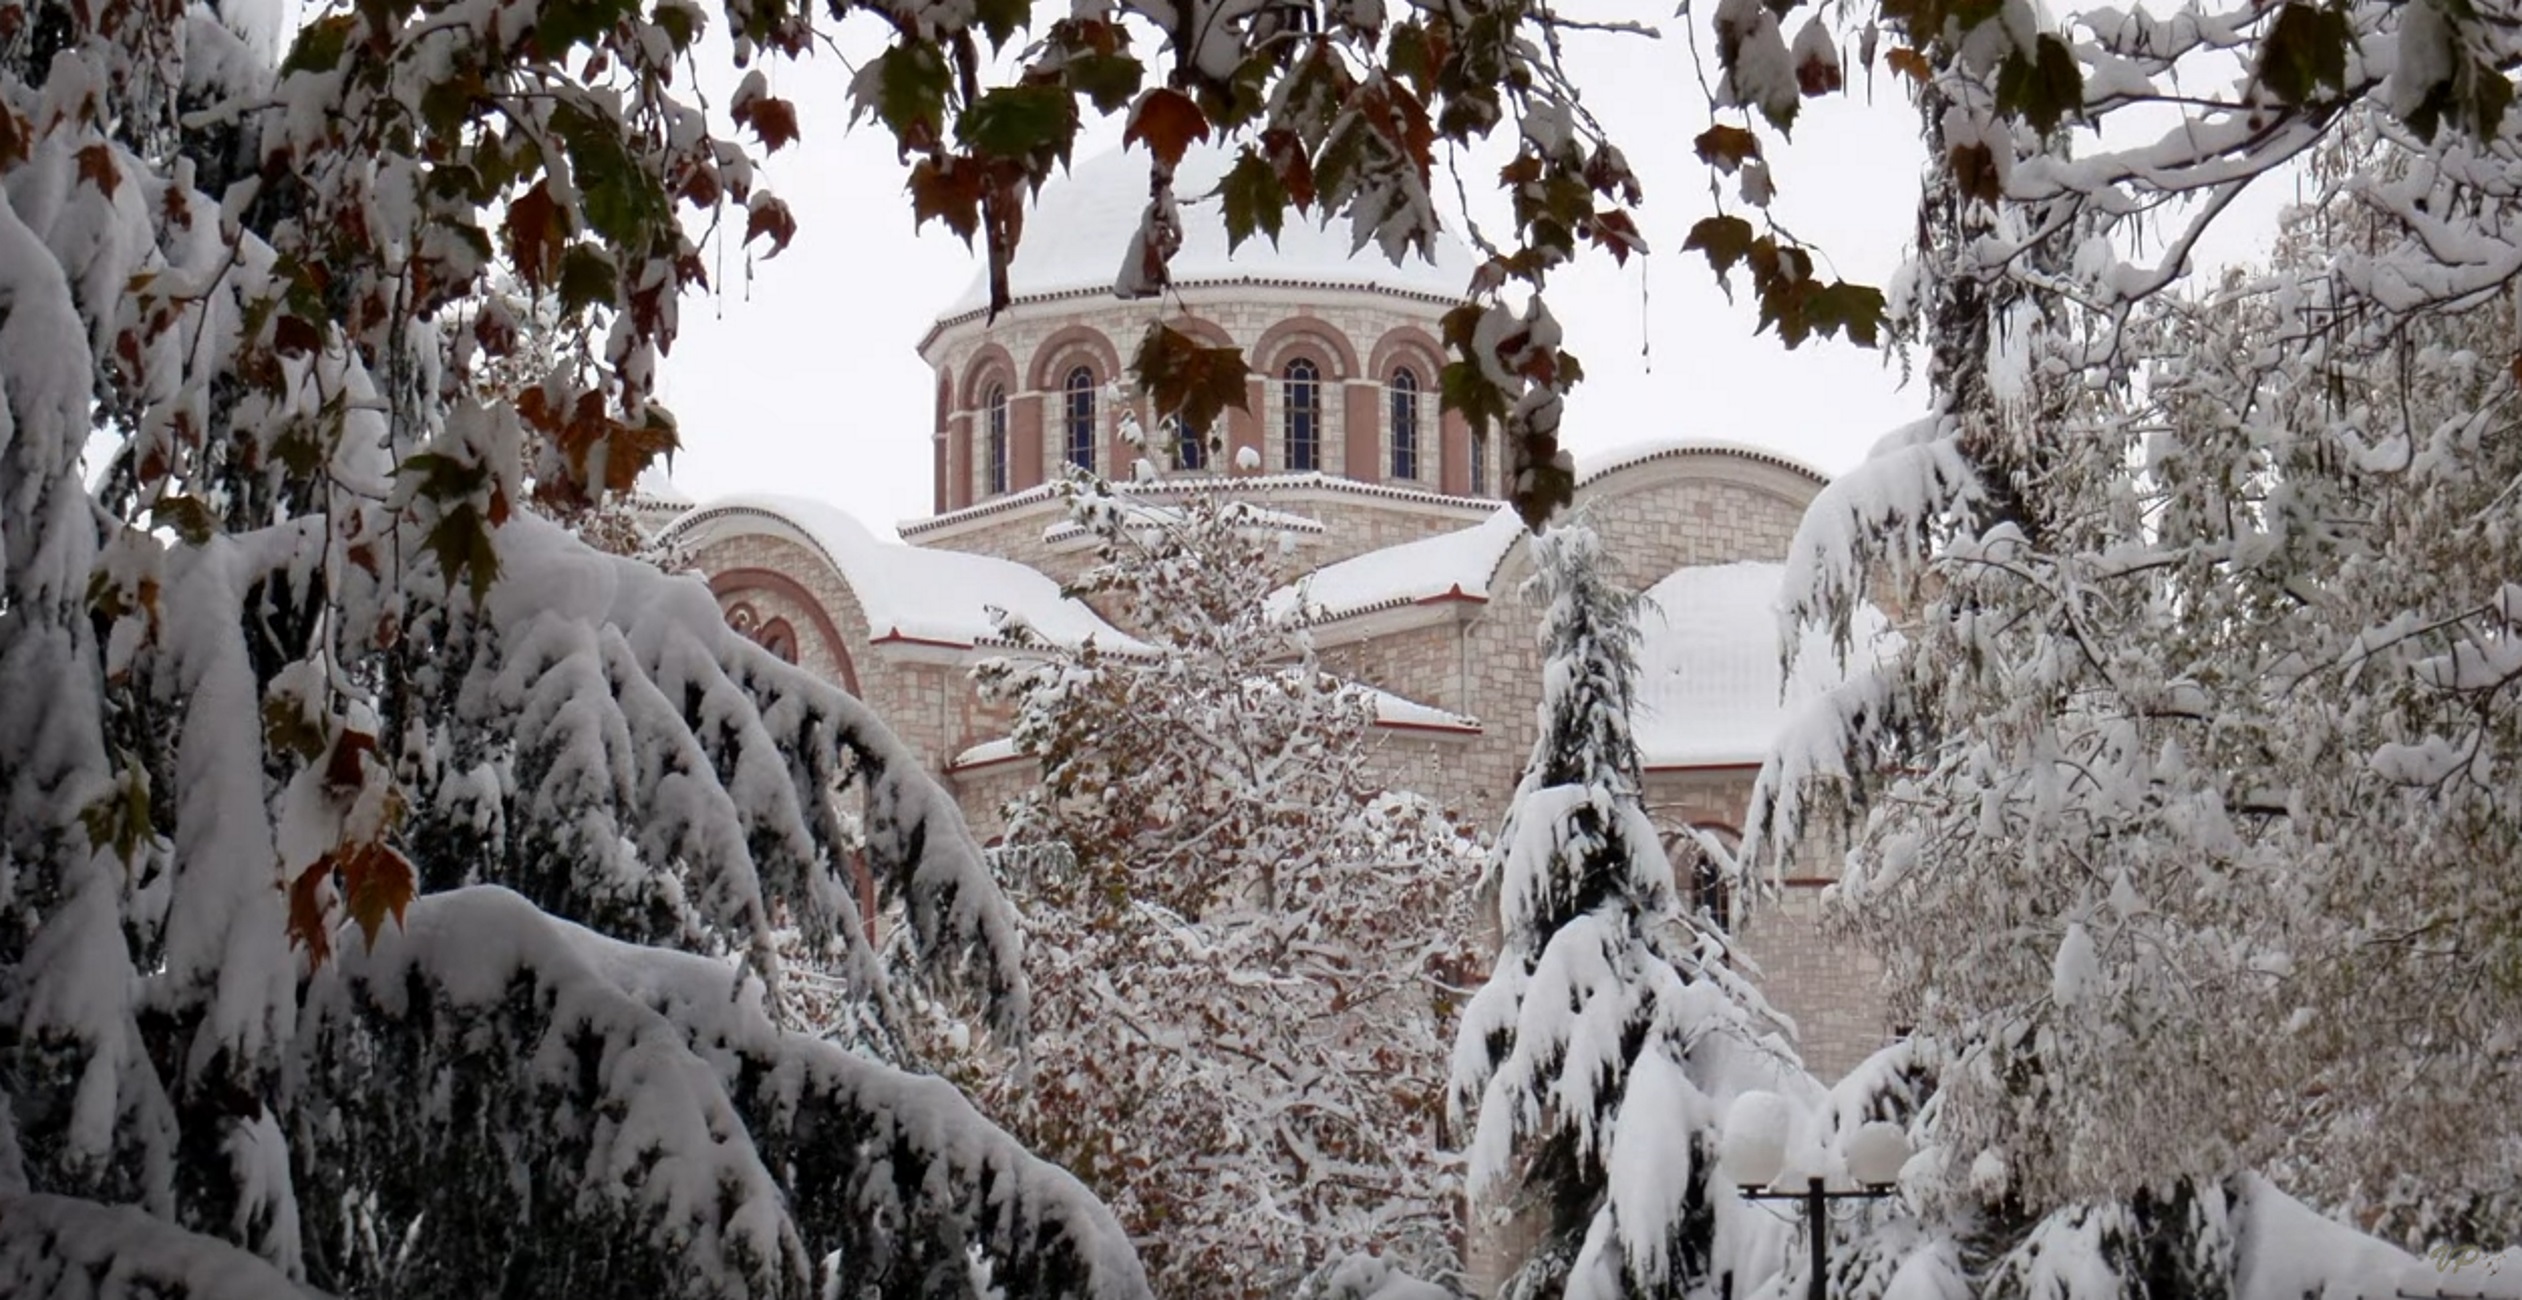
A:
1730 883 1891 1081
947 757 1037 844
688 531 1002 779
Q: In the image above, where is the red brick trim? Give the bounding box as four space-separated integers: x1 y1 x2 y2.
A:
918 279 1463 353
1579 441 1830 491
1027 324 1126 391
1373 716 1482 736
1253 315 1360 379
1366 324 1444 385
1412 583 1486 606
957 343 1019 409
708 567 860 694
869 629 973 651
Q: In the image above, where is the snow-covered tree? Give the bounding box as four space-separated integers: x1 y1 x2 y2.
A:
969 473 1485 1298
1449 524 1795 1300
1749 75 2522 1254
0 4 1152 1295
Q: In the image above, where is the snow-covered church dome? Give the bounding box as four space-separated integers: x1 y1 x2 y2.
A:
916 145 1489 517
937 146 1476 315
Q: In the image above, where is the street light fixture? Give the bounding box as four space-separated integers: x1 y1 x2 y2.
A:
1721 1093 1911 1300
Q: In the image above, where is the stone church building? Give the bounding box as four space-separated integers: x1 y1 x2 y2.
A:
652 148 1889 1081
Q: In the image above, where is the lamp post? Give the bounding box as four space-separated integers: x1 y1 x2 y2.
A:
1720 1094 1911 1300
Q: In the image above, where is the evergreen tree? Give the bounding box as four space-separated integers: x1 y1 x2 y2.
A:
1449 524 1793 1300
0 5 1146 1295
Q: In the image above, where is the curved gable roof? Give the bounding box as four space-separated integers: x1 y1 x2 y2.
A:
659 495 1137 651
1272 442 1831 624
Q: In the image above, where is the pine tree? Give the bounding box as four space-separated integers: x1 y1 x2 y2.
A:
0 6 1147 1295
1449 524 1793 1300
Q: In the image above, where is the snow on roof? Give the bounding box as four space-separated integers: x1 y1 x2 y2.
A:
949 686 1474 772
1039 497 1326 549
939 145 1475 317
1631 562 1888 768
1367 687 1480 734
1267 504 1527 621
630 460 694 505
2231 1173 2424 1300
950 736 1026 771
1575 438 1833 488
661 494 1137 651
1260 441 1834 625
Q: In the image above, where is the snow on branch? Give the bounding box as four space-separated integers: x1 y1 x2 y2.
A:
1776 416 1974 663
293 887 1147 1299
0 1192 324 1300
459 516 1029 1041
1451 525 1800 1300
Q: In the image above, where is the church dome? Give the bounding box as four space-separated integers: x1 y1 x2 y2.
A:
938 145 1476 317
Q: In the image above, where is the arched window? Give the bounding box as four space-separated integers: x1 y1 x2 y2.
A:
1063 366 1097 472
1389 367 1421 480
1469 427 1489 498
1282 358 1320 472
984 383 1009 495
1662 824 1740 932
756 618 799 665
1173 414 1206 470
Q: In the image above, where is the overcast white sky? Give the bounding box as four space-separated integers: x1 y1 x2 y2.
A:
655 9 1943 538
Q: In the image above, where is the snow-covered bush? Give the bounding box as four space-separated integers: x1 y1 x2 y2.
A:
969 473 1485 1297
1752 109 2522 1242
0 5 1144 1295
1449 523 1801 1300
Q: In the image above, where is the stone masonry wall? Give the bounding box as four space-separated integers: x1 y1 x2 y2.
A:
687 532 977 777
906 480 1495 592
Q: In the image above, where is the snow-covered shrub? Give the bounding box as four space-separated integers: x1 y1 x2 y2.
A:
1753 108 2522 1243
1297 1252 1463 1300
968 473 1485 1297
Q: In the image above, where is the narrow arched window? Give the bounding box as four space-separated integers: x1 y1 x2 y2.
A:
1282 359 1320 472
985 383 1009 495
1063 366 1097 472
1389 367 1421 481
757 619 799 665
1174 414 1206 470
1469 427 1488 498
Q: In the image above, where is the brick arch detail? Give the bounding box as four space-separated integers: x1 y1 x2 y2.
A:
755 617 800 665
1655 816 1744 842
708 567 860 695
933 370 952 431
1162 315 1237 349
1366 324 1444 385
1252 315 1360 379
1483 448 1828 595
1026 324 1126 391
957 342 1019 409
